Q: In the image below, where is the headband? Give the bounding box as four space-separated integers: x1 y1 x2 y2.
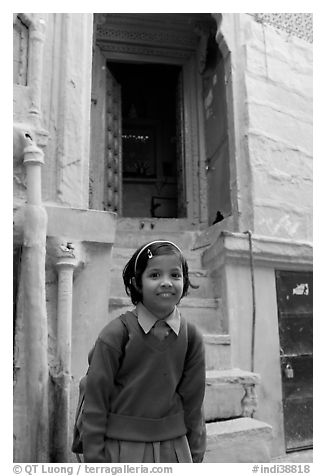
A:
134 240 182 275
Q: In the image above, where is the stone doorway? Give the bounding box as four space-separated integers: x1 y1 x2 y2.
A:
275 270 313 452
107 61 184 219
89 13 230 230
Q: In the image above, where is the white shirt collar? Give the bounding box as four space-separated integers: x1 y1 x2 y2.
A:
134 302 181 335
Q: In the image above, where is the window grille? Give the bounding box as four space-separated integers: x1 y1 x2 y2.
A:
254 13 313 43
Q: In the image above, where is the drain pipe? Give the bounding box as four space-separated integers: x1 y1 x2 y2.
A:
244 230 256 373
21 141 49 461
52 242 78 462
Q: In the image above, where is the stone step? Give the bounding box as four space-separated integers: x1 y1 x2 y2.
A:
204 417 272 463
111 248 202 279
108 296 224 333
112 242 202 271
203 334 231 371
188 269 215 299
113 226 202 251
204 369 260 421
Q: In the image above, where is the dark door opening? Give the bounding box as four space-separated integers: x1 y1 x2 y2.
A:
275 270 313 452
108 62 185 218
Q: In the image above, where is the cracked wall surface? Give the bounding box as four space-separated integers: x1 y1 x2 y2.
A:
241 15 313 240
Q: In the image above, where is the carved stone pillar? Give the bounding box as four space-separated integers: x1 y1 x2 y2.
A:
52 242 79 462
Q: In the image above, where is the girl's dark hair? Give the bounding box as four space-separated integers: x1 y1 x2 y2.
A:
123 241 190 305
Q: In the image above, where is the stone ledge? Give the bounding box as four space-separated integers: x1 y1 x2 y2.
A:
203 335 231 372
109 296 224 334
46 206 117 243
204 369 260 420
207 417 272 438
188 269 209 277
203 334 230 345
109 296 220 309
206 368 260 385
202 230 312 270
14 204 117 244
204 417 273 463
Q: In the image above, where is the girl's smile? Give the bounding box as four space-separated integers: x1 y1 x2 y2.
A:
140 254 184 318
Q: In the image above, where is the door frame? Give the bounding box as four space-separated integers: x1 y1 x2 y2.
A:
91 14 209 227
275 270 313 452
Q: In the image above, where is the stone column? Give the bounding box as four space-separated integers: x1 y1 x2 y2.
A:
52 244 78 462
21 141 49 462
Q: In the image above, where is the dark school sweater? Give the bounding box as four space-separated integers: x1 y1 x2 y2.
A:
82 311 206 463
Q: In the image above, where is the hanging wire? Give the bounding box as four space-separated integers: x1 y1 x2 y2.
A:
245 230 256 373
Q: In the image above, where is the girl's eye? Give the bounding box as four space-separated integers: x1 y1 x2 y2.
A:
149 272 159 278
172 272 182 279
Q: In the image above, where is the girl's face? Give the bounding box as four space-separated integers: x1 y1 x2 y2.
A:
140 253 184 319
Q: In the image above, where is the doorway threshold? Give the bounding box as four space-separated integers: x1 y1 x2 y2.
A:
272 449 313 463
116 217 204 233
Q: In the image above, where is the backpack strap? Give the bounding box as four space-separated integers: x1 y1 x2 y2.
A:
72 313 132 458
184 317 194 360
87 312 132 366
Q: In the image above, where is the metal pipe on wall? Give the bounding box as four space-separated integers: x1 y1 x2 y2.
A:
28 16 46 125
21 141 49 462
244 230 256 374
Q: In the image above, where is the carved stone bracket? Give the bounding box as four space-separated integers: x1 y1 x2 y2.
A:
205 368 261 421
46 237 86 279
241 383 258 417
99 42 193 60
14 123 49 206
97 24 197 49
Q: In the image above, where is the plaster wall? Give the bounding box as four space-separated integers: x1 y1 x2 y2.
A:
14 13 93 210
206 232 313 457
89 44 107 211
213 14 312 241
40 13 93 208
69 242 115 462
45 208 116 462
241 15 313 241
45 241 114 462
225 261 284 456
216 13 255 234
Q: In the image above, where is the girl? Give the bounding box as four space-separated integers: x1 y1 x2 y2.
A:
82 240 206 463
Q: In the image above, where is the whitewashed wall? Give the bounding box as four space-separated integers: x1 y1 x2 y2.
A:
242 15 313 240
